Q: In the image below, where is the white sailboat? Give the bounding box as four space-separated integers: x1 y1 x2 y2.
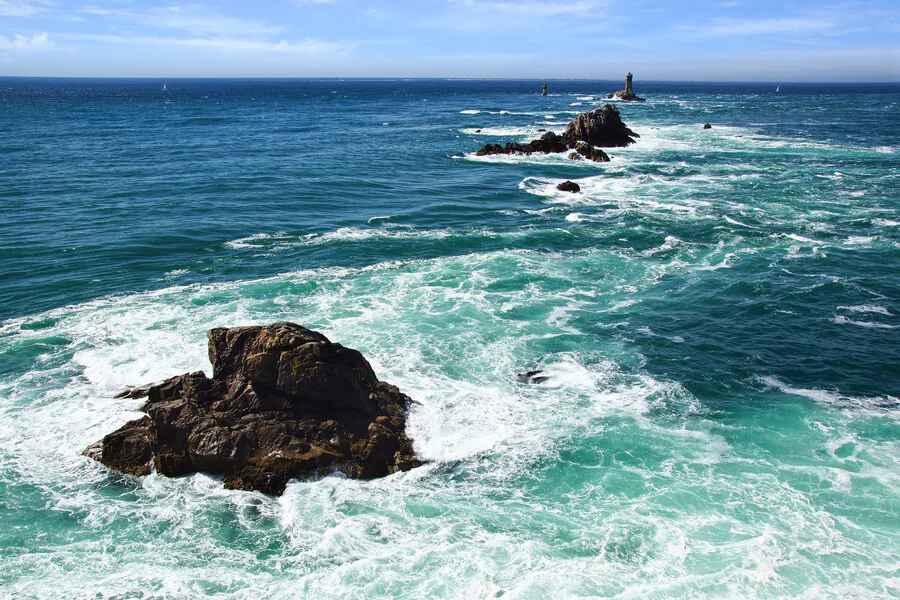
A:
163 81 167 91
775 85 780 92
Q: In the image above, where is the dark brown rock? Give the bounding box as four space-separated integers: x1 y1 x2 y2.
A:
562 105 638 148
474 104 636 158
556 181 581 193
703 123 712 129
113 382 156 399
85 322 424 495
606 90 646 101
570 141 610 163
475 131 569 157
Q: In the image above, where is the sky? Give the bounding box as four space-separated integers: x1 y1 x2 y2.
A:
0 0 897 80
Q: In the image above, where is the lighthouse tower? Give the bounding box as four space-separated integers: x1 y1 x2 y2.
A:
607 71 645 101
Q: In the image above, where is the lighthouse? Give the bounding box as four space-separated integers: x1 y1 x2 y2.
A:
607 72 645 101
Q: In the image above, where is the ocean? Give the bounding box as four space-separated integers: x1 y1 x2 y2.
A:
0 78 897 598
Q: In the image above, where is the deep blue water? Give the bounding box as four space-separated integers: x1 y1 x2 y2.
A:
0 79 898 598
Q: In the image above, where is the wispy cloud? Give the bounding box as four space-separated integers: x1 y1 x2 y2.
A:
679 17 834 37
0 31 53 51
80 3 283 37
447 0 605 17
63 33 345 54
424 0 613 33
0 0 54 17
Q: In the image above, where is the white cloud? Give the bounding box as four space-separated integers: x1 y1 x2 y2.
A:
680 17 834 37
0 31 53 52
427 0 613 32
64 33 344 54
80 3 283 37
447 0 605 17
0 0 53 17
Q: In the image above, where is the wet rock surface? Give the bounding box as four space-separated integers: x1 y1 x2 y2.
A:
607 89 646 102
556 181 581 193
85 322 423 495
474 104 637 158
568 141 610 163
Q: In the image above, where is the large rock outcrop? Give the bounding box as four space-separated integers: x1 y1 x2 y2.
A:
474 104 637 158
562 105 638 147
85 322 423 495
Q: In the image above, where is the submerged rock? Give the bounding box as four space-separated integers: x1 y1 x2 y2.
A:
517 369 549 384
85 322 423 495
556 181 581 193
703 123 712 129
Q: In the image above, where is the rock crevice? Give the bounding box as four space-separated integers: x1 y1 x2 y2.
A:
85 322 423 495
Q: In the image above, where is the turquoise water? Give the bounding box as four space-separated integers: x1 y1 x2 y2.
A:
0 79 898 598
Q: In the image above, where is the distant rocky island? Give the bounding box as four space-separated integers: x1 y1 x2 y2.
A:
607 73 645 102
475 103 639 162
85 322 423 495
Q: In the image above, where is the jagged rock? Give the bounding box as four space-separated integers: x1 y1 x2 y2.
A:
475 131 569 157
570 141 610 163
703 123 712 129
556 181 581 193
474 104 637 158
86 322 423 495
562 105 638 148
114 382 156 399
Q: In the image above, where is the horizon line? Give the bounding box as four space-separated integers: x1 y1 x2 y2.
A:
1 76 898 85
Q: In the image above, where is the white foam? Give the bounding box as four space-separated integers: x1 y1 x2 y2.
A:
3 235 898 596
463 150 573 166
461 125 565 138
838 305 893 316
759 376 897 409
725 215 756 228
784 233 822 245
224 232 287 250
834 315 896 329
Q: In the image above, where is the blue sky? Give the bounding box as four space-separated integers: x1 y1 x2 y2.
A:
1 0 897 80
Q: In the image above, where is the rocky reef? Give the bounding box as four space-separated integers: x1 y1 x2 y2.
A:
474 104 638 161
607 89 645 102
85 322 423 495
